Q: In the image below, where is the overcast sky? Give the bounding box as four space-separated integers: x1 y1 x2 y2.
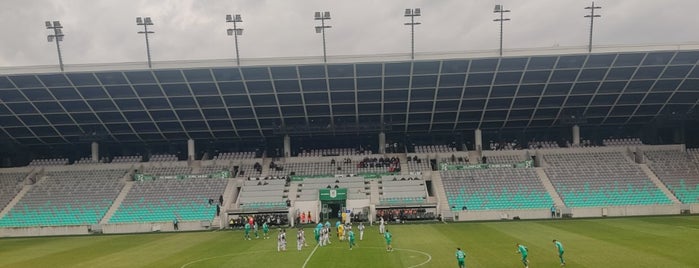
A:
0 0 698 68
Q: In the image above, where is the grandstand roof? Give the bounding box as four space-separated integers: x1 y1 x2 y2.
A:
1 44 698 145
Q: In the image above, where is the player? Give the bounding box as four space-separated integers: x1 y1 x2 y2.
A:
244 222 251 240
379 217 385 234
301 228 308 247
323 226 331 246
516 243 529 268
348 228 356 250
253 221 260 239
553 239 565 266
262 222 270 239
338 223 345 241
358 222 365 240
384 229 393 252
297 228 304 251
314 225 321 244
455 247 466 268
277 229 287 252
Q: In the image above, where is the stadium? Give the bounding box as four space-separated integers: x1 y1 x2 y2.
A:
1 1 699 268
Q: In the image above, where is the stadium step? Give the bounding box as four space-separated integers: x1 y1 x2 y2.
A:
99 181 134 224
535 167 565 208
0 184 34 219
638 164 681 204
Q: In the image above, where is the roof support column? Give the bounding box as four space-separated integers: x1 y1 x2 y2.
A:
283 135 291 158
187 139 195 161
378 132 386 154
91 142 99 162
474 128 483 152
572 125 581 146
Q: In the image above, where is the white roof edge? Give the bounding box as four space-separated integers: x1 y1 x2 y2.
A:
2 43 699 75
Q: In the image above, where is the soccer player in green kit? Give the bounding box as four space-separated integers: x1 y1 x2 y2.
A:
348 229 356 250
553 240 565 266
516 243 529 268
262 222 270 239
455 247 466 268
384 229 393 252
244 222 251 240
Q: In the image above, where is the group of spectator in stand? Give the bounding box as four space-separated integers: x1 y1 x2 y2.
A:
376 208 435 223
357 157 401 172
229 213 288 229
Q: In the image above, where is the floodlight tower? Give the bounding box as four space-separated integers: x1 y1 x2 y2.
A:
404 8 421 60
226 14 244 66
136 17 155 68
493 5 510 57
45 21 65 72
585 2 602 53
314 11 332 63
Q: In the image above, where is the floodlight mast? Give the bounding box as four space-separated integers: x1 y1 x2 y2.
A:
136 17 155 68
226 14 244 66
46 21 65 72
493 5 510 57
585 2 602 53
314 11 332 63
404 8 421 60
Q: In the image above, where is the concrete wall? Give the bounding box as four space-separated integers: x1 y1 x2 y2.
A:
102 221 212 234
0 225 89 237
457 209 550 221
454 205 684 222
292 200 320 223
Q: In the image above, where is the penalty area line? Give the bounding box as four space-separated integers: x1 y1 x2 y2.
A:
301 244 320 268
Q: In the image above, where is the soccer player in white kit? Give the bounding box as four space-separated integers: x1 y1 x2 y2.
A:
379 217 386 234
358 222 365 240
278 229 287 252
297 228 304 251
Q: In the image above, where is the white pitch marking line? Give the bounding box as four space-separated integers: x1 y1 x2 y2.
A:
301 243 320 268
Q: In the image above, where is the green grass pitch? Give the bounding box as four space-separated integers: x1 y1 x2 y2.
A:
0 215 698 268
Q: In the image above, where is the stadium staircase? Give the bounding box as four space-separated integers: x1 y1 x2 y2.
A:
261 157 272 176
100 181 134 224
638 164 681 204
0 169 44 219
369 180 380 204
430 172 452 220
534 167 565 208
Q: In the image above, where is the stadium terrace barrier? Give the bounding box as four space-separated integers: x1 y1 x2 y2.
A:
570 204 682 218
102 221 212 234
0 225 89 238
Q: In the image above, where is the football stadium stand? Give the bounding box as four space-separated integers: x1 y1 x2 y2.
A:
645 150 699 203
544 152 672 207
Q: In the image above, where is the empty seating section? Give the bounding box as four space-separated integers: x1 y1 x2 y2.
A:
0 169 126 227
143 166 192 176
298 148 372 157
645 150 699 203
603 138 643 147
0 172 28 211
688 148 699 164
109 178 226 223
235 164 260 177
270 161 392 177
544 152 671 207
296 177 368 201
442 169 552 211
484 155 524 164
407 156 431 172
28 158 68 166
213 151 256 160
414 145 455 153
111 155 142 163
149 154 178 162
526 141 559 149
239 179 287 210
379 177 427 205
199 165 231 175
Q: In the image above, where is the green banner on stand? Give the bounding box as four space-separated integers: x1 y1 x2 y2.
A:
133 170 231 181
439 160 533 171
319 188 347 201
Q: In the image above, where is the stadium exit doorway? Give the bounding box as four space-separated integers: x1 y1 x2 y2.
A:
319 188 347 222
